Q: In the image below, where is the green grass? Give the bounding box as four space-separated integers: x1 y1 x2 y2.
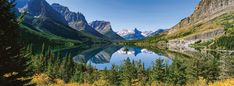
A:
19 24 83 52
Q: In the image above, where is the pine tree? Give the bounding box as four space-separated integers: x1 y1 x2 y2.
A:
203 57 220 82
120 58 137 86
70 63 85 83
169 59 187 85
46 48 55 78
108 64 120 85
228 56 234 77
62 54 75 82
0 0 34 85
151 59 166 82
84 62 95 84
135 60 147 86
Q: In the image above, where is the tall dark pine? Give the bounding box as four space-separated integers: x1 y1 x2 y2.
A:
0 0 33 85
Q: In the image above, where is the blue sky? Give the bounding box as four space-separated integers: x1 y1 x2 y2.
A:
47 0 200 31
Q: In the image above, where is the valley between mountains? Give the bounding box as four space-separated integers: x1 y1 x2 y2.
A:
3 0 234 85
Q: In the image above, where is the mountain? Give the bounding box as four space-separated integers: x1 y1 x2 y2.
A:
141 29 165 37
89 21 125 41
16 0 109 46
26 0 67 24
141 31 154 37
149 29 166 36
166 0 234 48
137 0 234 50
51 3 109 39
117 28 146 40
168 0 234 35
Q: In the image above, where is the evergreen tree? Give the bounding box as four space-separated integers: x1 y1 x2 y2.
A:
46 48 54 75
202 57 220 82
151 59 166 82
0 1 33 86
135 60 148 86
120 58 137 86
168 59 187 85
0 0 34 85
108 64 120 85
62 54 75 82
84 62 96 84
70 63 85 83
228 56 234 76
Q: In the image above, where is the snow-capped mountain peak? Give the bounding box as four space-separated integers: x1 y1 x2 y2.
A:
117 28 144 40
141 31 154 37
116 29 135 36
117 28 165 40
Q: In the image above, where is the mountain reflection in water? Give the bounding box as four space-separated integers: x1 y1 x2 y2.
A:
71 45 172 70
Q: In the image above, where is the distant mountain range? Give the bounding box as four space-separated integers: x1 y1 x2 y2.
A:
15 0 164 46
15 0 113 48
117 28 165 40
149 29 166 36
16 0 130 43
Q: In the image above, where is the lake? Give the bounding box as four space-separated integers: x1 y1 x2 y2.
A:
54 45 172 70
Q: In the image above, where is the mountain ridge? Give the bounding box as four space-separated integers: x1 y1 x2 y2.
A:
90 20 125 41
169 0 234 35
16 0 110 46
117 28 145 40
51 3 109 39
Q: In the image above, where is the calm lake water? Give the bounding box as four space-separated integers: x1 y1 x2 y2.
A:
71 45 172 70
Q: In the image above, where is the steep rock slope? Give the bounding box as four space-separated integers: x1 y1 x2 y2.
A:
51 3 109 39
169 0 234 34
18 0 108 45
26 0 67 25
163 0 234 48
90 21 125 41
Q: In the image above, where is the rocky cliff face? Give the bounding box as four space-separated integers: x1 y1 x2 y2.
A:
51 3 109 39
90 21 125 41
166 0 234 48
90 21 111 33
26 0 68 25
169 0 234 34
16 0 109 43
51 3 86 23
